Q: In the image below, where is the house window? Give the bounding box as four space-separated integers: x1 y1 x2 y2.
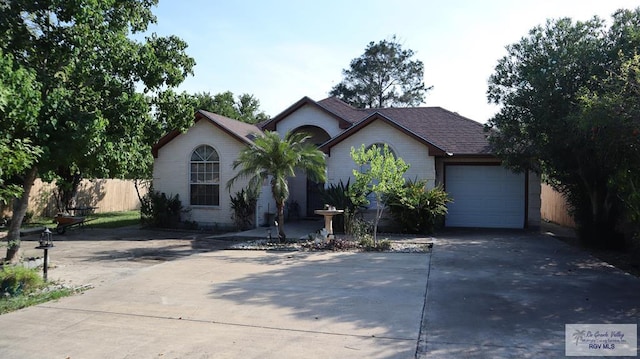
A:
366 143 396 157
190 145 220 206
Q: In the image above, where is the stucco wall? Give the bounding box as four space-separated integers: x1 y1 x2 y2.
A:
153 119 252 229
326 120 436 187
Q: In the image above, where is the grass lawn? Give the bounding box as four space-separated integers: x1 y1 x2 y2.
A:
1 211 141 232
0 287 76 314
85 210 140 229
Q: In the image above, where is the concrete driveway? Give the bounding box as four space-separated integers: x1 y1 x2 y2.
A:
0 228 638 358
422 229 640 358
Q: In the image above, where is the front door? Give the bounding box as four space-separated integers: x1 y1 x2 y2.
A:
306 179 324 217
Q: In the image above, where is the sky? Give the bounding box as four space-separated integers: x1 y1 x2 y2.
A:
145 0 640 123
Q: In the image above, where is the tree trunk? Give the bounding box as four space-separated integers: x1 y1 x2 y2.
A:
54 168 82 212
576 183 622 248
5 166 38 263
134 179 147 204
372 194 384 245
277 200 286 242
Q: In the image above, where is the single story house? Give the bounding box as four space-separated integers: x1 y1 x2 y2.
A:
152 96 541 230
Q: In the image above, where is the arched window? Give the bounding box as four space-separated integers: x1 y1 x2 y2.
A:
366 143 396 157
190 145 220 206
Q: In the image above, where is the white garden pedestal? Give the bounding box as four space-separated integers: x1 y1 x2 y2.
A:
314 209 344 239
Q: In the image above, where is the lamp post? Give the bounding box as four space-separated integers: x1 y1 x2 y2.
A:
35 228 54 281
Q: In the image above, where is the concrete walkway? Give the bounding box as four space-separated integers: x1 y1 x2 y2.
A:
0 227 638 358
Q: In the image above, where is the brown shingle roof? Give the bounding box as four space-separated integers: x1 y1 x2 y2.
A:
197 110 262 143
152 110 261 158
374 107 492 155
260 96 352 131
319 112 448 156
153 97 493 159
316 97 365 123
316 97 492 156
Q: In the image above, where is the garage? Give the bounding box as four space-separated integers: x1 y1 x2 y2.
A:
444 165 525 228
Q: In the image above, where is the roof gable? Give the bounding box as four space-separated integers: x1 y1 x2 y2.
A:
312 98 492 156
260 96 353 131
152 110 261 158
375 107 492 156
319 112 448 156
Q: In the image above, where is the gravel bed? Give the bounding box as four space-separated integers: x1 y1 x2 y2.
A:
228 239 432 253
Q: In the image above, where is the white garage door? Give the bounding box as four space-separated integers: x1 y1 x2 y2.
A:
445 165 525 228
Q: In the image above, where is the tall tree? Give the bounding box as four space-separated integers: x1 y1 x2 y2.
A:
349 144 409 244
0 0 195 261
189 91 269 124
0 50 42 205
227 131 326 241
330 36 431 108
486 9 640 247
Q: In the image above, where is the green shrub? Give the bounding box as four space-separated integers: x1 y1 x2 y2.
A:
359 237 391 251
0 266 44 296
320 179 366 234
351 217 373 242
140 188 183 228
385 179 452 234
230 188 257 231
22 211 34 225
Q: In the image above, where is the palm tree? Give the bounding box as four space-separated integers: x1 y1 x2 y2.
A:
227 131 326 241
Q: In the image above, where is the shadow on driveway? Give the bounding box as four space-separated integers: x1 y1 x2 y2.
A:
421 229 640 358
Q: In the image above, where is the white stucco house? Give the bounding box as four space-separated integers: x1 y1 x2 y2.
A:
152 96 541 230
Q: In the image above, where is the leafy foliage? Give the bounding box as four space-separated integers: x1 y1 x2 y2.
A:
0 50 42 204
0 0 195 261
228 131 327 241
349 144 409 244
319 179 366 234
330 35 431 108
0 266 44 297
359 237 392 251
190 91 269 124
0 286 75 314
385 180 451 234
486 9 640 247
230 188 258 231
140 189 183 228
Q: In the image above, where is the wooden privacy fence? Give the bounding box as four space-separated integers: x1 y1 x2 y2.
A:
27 179 149 217
540 183 575 228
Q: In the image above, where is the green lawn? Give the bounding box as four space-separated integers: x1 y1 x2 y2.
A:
1 211 141 232
0 287 76 314
85 210 140 228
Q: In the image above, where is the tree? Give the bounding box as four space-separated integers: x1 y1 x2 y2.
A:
349 144 409 244
330 36 431 108
189 91 269 124
227 131 326 241
0 50 42 205
0 1 195 261
486 9 640 247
